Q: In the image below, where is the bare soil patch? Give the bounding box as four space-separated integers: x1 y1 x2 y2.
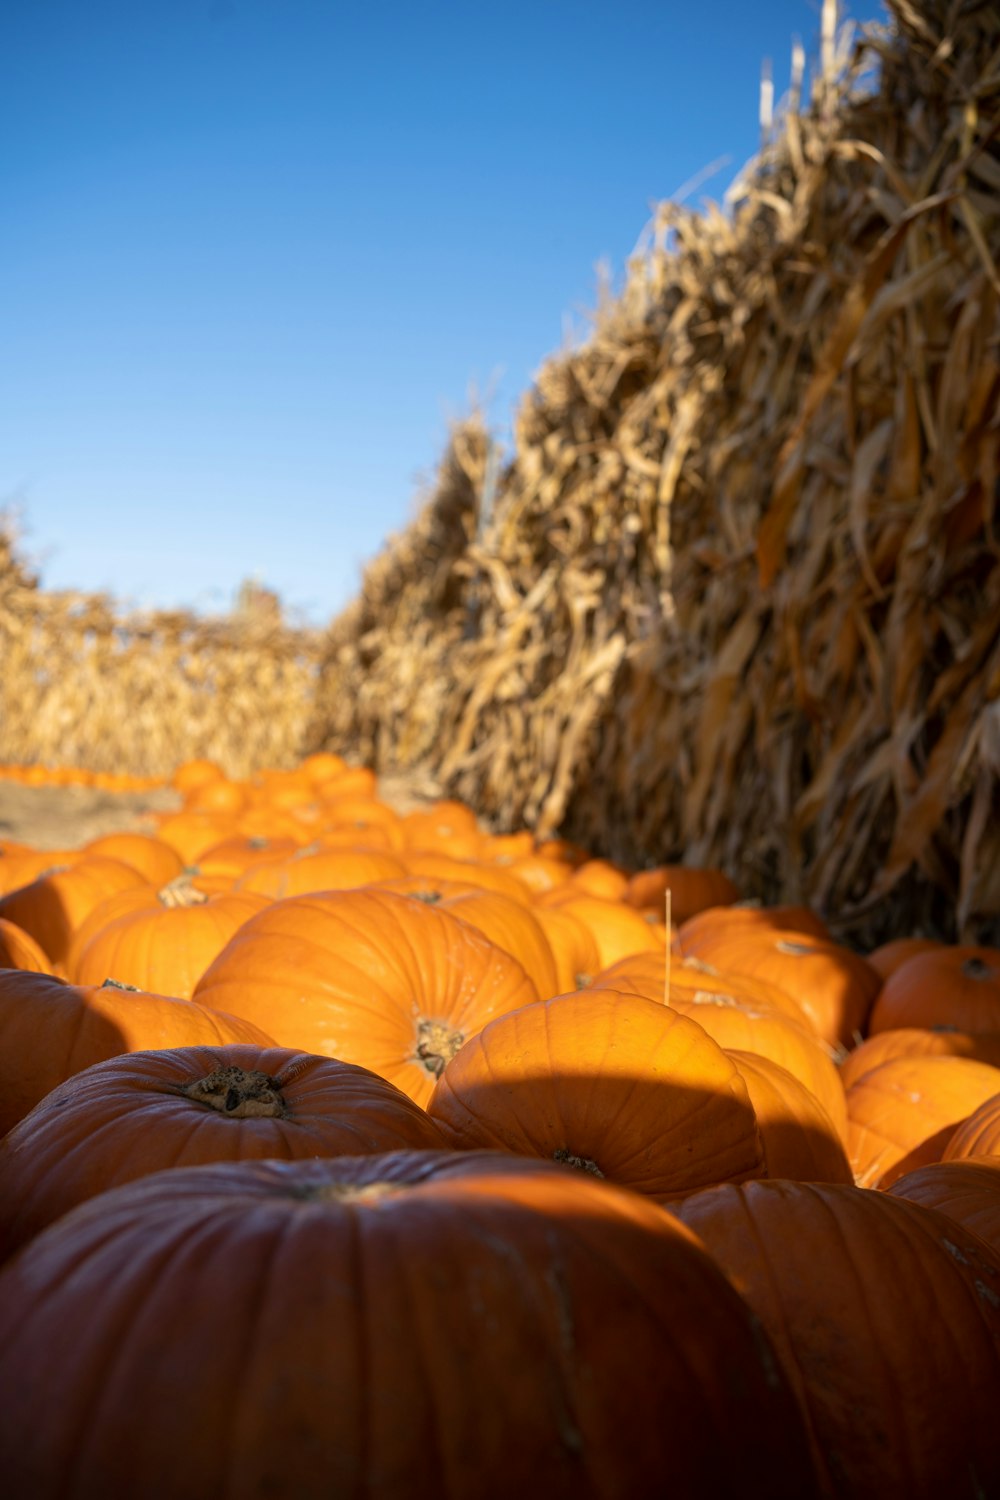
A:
0 772 444 853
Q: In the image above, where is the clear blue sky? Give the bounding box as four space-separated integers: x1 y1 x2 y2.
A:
2 0 885 623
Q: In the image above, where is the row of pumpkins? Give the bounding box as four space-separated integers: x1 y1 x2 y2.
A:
1 752 1000 1496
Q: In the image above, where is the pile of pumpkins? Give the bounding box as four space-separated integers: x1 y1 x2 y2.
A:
1 752 999 1497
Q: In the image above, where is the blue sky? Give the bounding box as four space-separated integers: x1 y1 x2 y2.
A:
3 0 886 623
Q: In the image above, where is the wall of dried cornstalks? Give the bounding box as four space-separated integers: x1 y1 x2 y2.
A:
0 529 324 778
308 0 1000 945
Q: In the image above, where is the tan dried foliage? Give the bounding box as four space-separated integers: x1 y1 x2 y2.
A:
307 0 1000 945
0 529 324 778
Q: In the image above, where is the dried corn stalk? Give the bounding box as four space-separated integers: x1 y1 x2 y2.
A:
309 0 1000 945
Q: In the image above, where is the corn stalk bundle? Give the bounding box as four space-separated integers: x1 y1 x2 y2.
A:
310 0 1000 943
0 527 324 778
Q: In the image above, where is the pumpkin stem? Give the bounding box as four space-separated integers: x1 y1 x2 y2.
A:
963 958 994 981
100 978 142 993
159 874 210 908
184 1066 286 1118
413 1019 465 1078
553 1148 605 1179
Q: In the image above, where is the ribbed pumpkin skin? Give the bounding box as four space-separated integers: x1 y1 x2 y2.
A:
234 846 406 898
868 947 1000 1035
68 886 271 998
726 1052 852 1184
0 916 53 974
0 1045 446 1258
888 1158 1000 1256
193 890 539 1106
0 1153 818 1500
439 890 560 1001
428 988 765 1198
674 926 879 1047
82 834 185 888
0 856 149 967
845 1055 1000 1189
670 999 848 1141
0 971 276 1135
669 1178 1000 1499
537 891 663 969
839 1027 1000 1092
943 1094 1000 1163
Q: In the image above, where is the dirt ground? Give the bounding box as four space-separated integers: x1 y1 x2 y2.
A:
0 772 444 852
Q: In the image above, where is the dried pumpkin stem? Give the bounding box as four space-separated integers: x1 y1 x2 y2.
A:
553 1148 605 1179
159 874 210 908
184 1066 286 1118
413 1019 465 1078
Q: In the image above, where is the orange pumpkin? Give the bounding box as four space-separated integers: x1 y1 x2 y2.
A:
943 1094 1000 1163
0 1044 446 1258
533 905 601 992
668 1179 1000 1497
67 878 270 999
868 947 1000 1036
0 917 53 974
0 856 150 969
194 889 538 1106
439 890 560 1001
867 936 944 981
0 1152 817 1498
673 925 879 1049
888 1158 1000 1256
82 833 185 887
626 865 740 925
839 1027 1000 1092
429 988 765 1198
235 846 406 899
725 1051 852 1183
537 890 662 969
845 1054 1000 1188
0 970 275 1135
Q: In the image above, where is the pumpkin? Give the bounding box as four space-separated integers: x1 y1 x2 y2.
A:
82 833 186 887
845 1054 1000 1188
0 1044 446 1257
838 1026 1000 1092
506 853 574 895
400 800 484 859
428 988 765 1198
194 834 300 882
67 878 269 999
668 1178 1000 1499
439 890 560 1001
402 851 530 903
676 903 830 947
673 925 879 1049
725 1051 852 1183
234 845 406 899
888 1158 1000 1257
172 757 225 795
568 859 630 902
626 865 739 925
154 810 238 864
868 947 1000 1035
0 970 275 1135
537 890 663 969
0 917 53 974
194 889 538 1106
0 856 149 969
943 1093 1000 1163
0 1151 817 1499
866 936 944 981
668 998 848 1141
533 905 601 992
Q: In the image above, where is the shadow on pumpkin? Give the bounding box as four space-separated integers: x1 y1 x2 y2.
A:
0 873 74 974
0 968 137 1134
426 1067 852 1197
